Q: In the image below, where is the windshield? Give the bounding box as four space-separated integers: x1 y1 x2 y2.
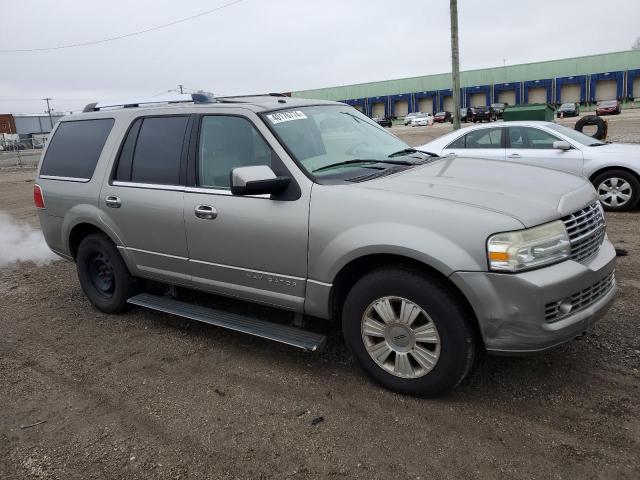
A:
560 103 574 109
546 123 605 146
435 112 446 116
263 105 412 178
598 100 617 107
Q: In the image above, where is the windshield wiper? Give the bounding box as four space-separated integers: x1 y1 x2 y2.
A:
588 143 607 147
388 148 439 158
312 159 413 173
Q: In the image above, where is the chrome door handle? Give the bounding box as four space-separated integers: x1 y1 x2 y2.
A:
446 152 457 157
508 153 522 159
105 196 121 208
195 204 218 220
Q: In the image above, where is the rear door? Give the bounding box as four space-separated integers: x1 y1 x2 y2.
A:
505 126 583 175
440 126 506 161
100 115 192 285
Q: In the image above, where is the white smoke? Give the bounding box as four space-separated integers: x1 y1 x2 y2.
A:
0 211 58 267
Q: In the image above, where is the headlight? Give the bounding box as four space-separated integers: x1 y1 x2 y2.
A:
487 220 571 272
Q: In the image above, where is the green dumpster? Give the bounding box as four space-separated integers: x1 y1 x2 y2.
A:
503 103 555 122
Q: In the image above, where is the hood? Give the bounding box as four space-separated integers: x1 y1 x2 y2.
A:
356 157 596 227
585 143 640 155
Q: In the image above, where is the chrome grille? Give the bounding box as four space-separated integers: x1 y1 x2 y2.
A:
544 271 615 323
562 202 605 263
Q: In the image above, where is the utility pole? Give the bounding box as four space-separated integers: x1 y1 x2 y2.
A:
42 97 54 130
450 0 461 130
178 84 184 94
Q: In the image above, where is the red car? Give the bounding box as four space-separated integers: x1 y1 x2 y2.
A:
596 100 621 116
433 111 452 123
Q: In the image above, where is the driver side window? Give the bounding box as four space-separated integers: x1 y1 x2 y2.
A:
198 116 272 189
522 128 561 149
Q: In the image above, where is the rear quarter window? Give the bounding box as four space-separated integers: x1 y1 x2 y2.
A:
40 119 114 180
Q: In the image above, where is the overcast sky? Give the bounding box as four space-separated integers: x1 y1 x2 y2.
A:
1 0 639 114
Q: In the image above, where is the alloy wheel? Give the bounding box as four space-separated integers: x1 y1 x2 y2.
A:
361 296 441 379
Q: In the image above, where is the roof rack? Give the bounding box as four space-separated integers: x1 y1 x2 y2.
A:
82 93 215 113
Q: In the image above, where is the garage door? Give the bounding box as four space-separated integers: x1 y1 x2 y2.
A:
372 102 385 117
527 87 547 104
418 98 433 113
443 96 453 112
470 93 486 107
634 78 640 99
498 90 516 105
595 80 617 101
560 84 581 103
394 100 409 117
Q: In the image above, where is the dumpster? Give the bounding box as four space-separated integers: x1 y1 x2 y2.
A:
503 103 555 122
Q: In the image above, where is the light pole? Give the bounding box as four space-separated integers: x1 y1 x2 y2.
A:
450 0 461 130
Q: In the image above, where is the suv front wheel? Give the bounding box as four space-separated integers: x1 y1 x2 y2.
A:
76 233 137 313
342 267 476 396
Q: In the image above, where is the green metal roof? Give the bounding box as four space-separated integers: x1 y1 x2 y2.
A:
292 50 640 101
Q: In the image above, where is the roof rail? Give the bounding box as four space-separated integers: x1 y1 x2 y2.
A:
82 93 215 112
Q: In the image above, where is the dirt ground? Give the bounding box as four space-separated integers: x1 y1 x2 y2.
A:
1 120 640 479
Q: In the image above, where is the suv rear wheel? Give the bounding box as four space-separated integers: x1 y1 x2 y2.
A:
76 233 137 313
342 267 476 396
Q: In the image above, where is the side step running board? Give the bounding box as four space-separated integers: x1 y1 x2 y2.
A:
127 293 327 352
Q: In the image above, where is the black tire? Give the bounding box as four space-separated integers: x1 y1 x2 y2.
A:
341 267 476 397
592 169 640 212
76 233 138 313
575 115 607 140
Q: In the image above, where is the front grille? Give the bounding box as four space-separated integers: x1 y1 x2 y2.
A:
544 271 615 323
561 202 605 263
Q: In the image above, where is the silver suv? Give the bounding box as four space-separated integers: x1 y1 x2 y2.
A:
35 94 617 396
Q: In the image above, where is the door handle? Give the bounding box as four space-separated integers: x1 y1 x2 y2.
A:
105 196 121 208
195 204 218 220
445 152 457 157
508 153 522 159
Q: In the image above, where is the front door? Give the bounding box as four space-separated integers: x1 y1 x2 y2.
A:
183 113 311 312
505 126 583 175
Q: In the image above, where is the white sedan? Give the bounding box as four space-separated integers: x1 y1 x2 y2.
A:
417 121 640 211
411 113 434 127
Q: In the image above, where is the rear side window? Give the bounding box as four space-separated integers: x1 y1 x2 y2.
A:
115 116 189 185
40 119 114 180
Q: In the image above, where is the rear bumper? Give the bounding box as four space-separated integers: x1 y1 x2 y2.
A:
450 239 617 355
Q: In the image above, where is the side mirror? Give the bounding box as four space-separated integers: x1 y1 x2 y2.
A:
553 140 571 151
230 165 291 196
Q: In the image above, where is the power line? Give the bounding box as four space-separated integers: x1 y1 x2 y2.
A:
0 0 244 53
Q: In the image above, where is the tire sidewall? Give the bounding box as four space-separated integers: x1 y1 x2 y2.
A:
76 234 134 313
593 170 640 212
342 269 475 396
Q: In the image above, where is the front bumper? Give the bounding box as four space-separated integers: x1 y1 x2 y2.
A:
450 238 617 355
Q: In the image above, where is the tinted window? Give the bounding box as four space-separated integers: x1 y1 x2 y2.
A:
524 127 559 149
198 116 272 189
40 119 114 179
114 118 142 181
129 116 188 184
447 134 465 149
508 127 526 148
465 128 503 148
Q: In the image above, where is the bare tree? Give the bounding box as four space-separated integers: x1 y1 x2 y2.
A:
632 37 640 50
450 0 461 130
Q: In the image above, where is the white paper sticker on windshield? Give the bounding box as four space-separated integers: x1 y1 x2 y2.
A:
267 110 307 124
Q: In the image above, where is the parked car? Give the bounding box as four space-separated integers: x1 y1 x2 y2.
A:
372 116 392 127
433 111 452 123
460 107 473 123
410 113 434 127
404 112 422 126
490 102 508 119
557 102 580 118
472 106 494 123
418 120 640 211
596 100 621 116
35 95 617 396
